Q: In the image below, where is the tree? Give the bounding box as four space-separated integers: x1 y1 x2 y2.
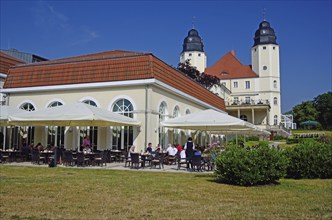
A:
313 92 332 130
177 60 221 90
292 101 319 127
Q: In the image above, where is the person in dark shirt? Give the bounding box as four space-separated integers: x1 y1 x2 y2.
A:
184 137 195 169
146 142 153 153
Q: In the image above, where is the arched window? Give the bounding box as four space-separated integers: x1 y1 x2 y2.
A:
240 115 248 121
274 97 278 105
185 109 191 115
20 103 35 111
48 101 63 108
273 80 277 89
47 101 64 148
112 99 133 118
274 115 278 125
83 100 97 107
112 99 134 151
173 106 180 118
159 102 168 122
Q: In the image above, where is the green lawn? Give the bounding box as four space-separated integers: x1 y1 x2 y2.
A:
0 166 331 219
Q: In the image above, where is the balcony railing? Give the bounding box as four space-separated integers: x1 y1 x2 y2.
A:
226 99 270 106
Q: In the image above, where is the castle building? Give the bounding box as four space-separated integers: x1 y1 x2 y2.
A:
181 20 289 136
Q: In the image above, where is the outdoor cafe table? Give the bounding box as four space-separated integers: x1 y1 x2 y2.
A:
140 153 152 168
1 150 21 162
110 150 122 162
83 152 98 165
40 150 54 163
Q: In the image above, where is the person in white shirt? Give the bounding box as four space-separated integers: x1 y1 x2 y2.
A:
166 144 178 156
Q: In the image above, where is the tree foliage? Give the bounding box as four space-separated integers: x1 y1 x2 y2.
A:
177 60 220 90
313 92 332 129
292 92 332 130
292 101 319 125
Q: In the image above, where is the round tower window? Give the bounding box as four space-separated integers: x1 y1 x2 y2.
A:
263 66 268 70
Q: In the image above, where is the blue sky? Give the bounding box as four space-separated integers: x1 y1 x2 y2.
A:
1 1 331 113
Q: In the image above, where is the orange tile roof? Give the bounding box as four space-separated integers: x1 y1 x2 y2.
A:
205 51 258 79
4 50 225 111
0 52 25 74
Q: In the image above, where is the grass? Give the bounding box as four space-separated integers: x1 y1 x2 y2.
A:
0 166 331 220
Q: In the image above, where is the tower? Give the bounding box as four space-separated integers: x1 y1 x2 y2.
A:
251 20 281 126
180 28 207 73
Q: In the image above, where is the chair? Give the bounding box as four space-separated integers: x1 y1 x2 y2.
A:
62 151 76 166
76 152 89 167
191 155 204 172
168 153 177 165
124 153 131 167
203 156 214 171
0 151 9 163
94 152 107 167
130 153 143 169
176 151 188 170
31 150 46 165
150 152 164 169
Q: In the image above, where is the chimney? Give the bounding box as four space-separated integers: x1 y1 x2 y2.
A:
231 50 236 57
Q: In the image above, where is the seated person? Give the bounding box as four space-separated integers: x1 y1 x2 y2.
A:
194 149 202 156
35 142 44 152
166 144 178 157
128 145 135 157
175 144 182 152
166 144 178 165
155 144 161 153
146 143 153 153
83 145 91 154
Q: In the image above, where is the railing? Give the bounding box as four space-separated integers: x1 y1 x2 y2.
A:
267 125 292 136
226 99 270 106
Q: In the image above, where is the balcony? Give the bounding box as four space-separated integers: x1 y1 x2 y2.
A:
226 99 270 107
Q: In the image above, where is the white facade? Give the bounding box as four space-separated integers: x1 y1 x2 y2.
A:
3 79 221 152
180 51 207 73
251 44 281 126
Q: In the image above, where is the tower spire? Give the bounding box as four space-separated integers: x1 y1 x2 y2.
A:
262 8 266 21
192 16 196 29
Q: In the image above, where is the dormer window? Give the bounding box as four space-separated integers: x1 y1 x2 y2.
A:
221 71 229 76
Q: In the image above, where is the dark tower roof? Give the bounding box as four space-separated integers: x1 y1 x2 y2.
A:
182 28 204 52
253 20 278 46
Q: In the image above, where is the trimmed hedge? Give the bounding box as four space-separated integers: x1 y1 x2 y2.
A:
215 145 288 186
285 140 332 179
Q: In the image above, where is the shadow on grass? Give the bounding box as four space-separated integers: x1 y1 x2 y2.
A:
206 177 281 187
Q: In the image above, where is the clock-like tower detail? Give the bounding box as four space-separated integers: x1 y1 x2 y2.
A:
180 28 207 73
251 20 281 126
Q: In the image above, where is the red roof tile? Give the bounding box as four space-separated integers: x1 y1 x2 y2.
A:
0 52 26 74
4 50 225 111
205 51 258 79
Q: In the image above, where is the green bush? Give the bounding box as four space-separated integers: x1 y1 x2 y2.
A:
272 135 285 141
246 136 259 141
215 145 288 186
285 140 332 179
286 138 299 144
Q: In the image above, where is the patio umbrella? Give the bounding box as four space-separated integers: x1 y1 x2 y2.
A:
160 109 258 131
300 120 320 127
160 109 270 145
0 105 26 126
8 102 141 127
